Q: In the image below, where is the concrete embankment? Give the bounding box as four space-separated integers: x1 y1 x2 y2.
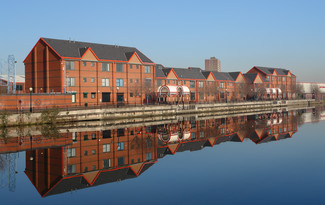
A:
2 99 315 126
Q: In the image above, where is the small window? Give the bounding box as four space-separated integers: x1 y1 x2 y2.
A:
92 133 96 139
67 77 75 87
220 82 224 88
199 82 204 88
91 78 95 83
84 135 89 141
130 93 134 97
136 65 139 69
91 93 96 99
92 150 96 155
83 93 88 98
84 150 88 156
92 165 96 170
130 64 133 69
83 62 87 66
130 79 133 83
83 77 87 83
91 62 95 67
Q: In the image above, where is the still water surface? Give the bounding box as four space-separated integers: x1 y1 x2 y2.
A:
0 108 324 205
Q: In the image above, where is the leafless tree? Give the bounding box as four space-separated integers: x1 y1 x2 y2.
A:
255 83 266 100
311 84 321 100
293 83 304 99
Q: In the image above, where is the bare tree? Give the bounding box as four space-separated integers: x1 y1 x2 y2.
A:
293 83 304 99
255 83 266 100
311 84 321 100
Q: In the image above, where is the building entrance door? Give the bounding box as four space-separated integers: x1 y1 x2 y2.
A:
117 93 124 102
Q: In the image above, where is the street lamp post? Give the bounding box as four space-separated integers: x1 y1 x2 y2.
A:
29 87 33 112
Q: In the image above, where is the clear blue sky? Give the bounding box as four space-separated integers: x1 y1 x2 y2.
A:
0 0 324 82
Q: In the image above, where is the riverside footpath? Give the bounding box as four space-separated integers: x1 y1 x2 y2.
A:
1 99 318 127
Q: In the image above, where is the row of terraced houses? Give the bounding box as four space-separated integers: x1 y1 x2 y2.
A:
1 38 297 110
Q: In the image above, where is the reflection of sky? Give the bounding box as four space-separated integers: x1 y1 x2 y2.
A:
1 121 325 205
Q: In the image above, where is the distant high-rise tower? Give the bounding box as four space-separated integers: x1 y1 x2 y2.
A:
205 57 221 72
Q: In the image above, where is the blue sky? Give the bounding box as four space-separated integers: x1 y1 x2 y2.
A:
0 0 324 82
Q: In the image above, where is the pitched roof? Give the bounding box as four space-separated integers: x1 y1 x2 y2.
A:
218 72 236 81
41 38 154 63
228 72 241 81
243 73 258 83
211 71 230 81
155 66 166 78
163 68 206 80
254 66 294 76
201 71 212 79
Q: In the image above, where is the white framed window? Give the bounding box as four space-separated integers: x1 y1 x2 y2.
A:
199 82 204 88
103 144 110 153
67 148 76 157
220 82 224 88
102 78 109 87
67 77 75 87
66 61 75 70
145 66 151 73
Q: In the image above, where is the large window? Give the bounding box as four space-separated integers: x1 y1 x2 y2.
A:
199 81 204 88
67 164 76 174
146 152 153 160
220 91 225 99
103 159 111 168
116 64 123 72
103 144 110 153
145 66 151 73
66 61 75 70
67 77 75 87
102 63 110 71
220 82 224 88
116 79 123 87
190 81 195 88
67 148 76 158
102 78 109 87
117 142 124 151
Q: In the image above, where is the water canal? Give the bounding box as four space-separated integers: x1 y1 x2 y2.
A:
0 107 324 205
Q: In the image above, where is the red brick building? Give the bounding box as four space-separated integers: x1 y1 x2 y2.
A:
24 38 156 106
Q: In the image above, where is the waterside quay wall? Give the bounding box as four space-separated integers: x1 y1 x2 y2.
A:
2 99 316 127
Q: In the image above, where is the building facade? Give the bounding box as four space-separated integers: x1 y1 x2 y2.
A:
205 57 221 72
24 38 156 106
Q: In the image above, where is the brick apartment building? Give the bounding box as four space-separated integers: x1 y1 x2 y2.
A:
19 37 297 110
24 38 156 106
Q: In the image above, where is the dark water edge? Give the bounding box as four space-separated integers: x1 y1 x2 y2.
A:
0 107 325 205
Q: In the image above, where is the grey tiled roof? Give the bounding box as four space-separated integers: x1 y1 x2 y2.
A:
255 66 294 76
201 71 212 79
228 72 241 81
243 73 259 83
211 71 230 81
219 72 236 81
155 67 166 78
163 68 206 80
42 38 154 63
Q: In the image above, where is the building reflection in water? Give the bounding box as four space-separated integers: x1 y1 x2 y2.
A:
0 109 306 197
